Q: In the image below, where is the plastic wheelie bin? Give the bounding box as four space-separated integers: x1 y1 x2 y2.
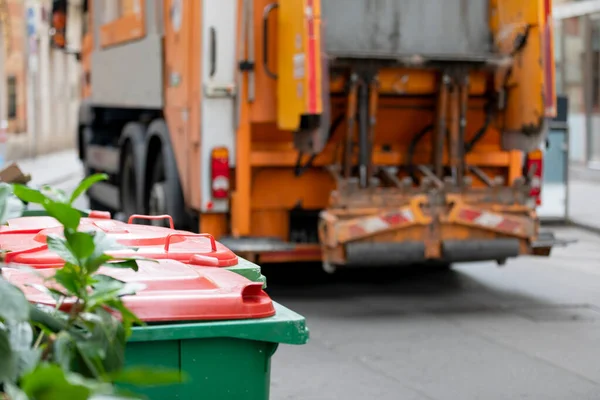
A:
0 213 267 286
3 260 309 400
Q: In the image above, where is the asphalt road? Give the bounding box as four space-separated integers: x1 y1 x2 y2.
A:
265 228 600 400
30 155 600 399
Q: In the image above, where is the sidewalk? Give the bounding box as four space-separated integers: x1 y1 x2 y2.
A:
9 149 84 188
568 164 600 233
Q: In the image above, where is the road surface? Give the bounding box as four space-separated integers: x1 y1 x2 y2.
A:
22 151 600 399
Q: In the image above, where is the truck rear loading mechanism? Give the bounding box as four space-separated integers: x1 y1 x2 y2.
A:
57 0 568 271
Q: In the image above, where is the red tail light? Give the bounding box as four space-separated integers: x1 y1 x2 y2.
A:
526 149 543 206
211 147 230 199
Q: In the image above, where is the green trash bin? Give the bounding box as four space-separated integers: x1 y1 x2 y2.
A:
2 259 308 400
124 301 308 400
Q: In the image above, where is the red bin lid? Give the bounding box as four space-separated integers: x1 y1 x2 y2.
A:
1 216 238 268
2 260 275 322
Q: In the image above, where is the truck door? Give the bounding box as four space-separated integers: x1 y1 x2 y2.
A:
200 1 238 213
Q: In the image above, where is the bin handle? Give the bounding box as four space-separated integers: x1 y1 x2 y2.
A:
128 214 174 229
164 233 217 253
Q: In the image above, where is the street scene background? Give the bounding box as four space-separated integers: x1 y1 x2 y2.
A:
4 0 600 399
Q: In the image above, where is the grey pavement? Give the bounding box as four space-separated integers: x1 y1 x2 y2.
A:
9 148 83 188
569 164 600 232
15 150 600 399
267 227 600 399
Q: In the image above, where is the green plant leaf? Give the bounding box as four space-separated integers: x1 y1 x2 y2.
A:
0 182 14 225
75 309 126 377
43 201 82 231
87 276 145 313
0 277 30 322
53 331 76 371
85 254 113 275
12 185 48 205
4 382 30 400
27 284 67 303
40 186 69 203
65 231 96 261
110 367 184 387
0 328 17 384
29 305 70 335
69 173 109 205
53 264 83 297
46 234 78 265
20 364 92 400
92 230 128 255
5 321 40 379
104 259 139 272
104 300 144 338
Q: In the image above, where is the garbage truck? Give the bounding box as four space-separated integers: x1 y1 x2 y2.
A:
61 0 562 271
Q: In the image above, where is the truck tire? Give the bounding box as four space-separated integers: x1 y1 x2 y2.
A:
120 147 137 218
118 122 147 220
145 120 187 230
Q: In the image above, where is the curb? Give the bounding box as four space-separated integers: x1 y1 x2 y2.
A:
567 219 600 236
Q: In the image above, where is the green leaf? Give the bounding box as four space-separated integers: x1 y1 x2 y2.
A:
0 182 14 225
76 309 126 376
0 328 17 384
0 277 31 322
53 264 83 297
53 331 76 371
40 186 69 203
85 231 129 274
92 230 128 255
65 231 95 261
46 234 78 265
70 173 109 205
105 259 139 272
29 305 70 335
26 284 67 303
6 321 40 379
105 300 144 338
4 382 30 400
20 364 92 400
87 275 145 313
43 201 81 231
110 366 184 387
85 254 113 275
12 185 48 205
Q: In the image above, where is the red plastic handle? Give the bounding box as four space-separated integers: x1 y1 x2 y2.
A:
128 214 174 229
164 233 217 253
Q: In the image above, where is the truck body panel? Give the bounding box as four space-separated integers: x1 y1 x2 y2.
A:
321 0 492 60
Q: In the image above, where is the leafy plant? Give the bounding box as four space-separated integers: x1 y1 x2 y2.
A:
0 174 181 399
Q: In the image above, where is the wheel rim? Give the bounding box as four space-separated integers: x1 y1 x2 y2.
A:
149 182 169 227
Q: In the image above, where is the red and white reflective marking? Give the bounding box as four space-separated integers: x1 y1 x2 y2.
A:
345 209 415 238
458 209 522 234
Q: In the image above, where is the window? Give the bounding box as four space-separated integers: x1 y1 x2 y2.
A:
7 76 16 119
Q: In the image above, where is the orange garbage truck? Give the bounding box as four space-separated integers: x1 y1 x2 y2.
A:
65 0 563 271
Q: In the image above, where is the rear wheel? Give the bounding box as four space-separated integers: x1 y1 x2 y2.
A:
148 152 171 227
120 146 138 219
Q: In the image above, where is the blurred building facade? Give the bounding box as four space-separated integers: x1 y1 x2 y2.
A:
0 0 27 134
0 0 81 159
554 0 600 167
